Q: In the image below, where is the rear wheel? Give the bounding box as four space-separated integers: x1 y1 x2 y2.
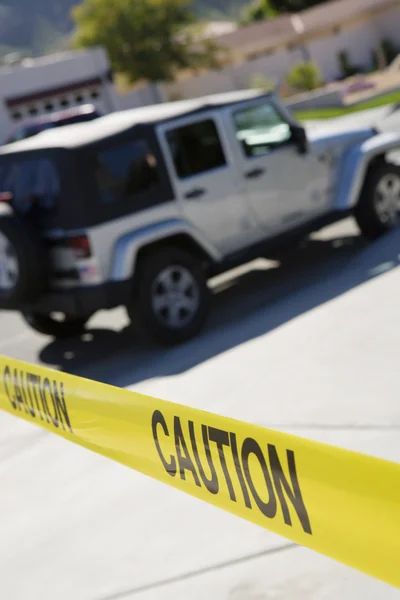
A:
128 248 210 345
355 164 400 240
21 311 91 338
0 214 46 308
0 231 20 293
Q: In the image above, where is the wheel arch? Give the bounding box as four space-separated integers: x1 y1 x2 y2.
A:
109 219 220 282
334 132 400 211
354 161 400 240
135 234 214 272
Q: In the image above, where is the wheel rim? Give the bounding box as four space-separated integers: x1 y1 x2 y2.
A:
151 265 200 329
374 173 400 226
0 232 19 292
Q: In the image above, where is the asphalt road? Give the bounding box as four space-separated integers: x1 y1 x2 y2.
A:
3 108 400 599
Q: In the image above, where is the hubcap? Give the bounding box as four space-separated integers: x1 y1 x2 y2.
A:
151 265 200 329
0 232 19 292
374 173 400 226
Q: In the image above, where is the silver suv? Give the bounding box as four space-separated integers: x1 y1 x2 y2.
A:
0 90 400 344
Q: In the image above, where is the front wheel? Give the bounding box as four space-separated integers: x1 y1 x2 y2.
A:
355 164 400 240
21 311 91 338
128 248 210 345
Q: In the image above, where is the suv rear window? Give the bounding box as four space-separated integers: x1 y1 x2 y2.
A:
166 119 226 179
95 139 160 204
0 158 60 213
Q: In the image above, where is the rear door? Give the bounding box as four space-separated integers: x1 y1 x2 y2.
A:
157 112 260 256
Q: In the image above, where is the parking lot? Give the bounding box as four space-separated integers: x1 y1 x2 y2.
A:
2 209 400 599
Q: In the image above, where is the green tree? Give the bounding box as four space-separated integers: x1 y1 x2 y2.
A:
269 0 328 10
72 0 220 83
241 0 277 24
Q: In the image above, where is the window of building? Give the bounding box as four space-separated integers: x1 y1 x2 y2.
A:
95 139 160 204
233 102 291 157
0 158 60 213
166 119 226 179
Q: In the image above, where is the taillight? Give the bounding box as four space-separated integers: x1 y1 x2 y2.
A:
68 235 92 259
0 192 12 203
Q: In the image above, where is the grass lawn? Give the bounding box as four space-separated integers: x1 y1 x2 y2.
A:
293 89 400 120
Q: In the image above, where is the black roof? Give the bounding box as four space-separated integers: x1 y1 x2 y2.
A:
0 89 269 155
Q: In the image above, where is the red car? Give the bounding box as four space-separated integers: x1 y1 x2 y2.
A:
5 104 101 145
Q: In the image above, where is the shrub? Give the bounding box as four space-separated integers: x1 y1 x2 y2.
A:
286 61 322 92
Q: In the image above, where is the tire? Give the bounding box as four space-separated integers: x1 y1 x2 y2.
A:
0 213 46 309
21 311 91 338
128 248 210 345
355 164 400 240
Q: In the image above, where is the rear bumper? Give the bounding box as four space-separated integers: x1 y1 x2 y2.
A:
21 280 131 316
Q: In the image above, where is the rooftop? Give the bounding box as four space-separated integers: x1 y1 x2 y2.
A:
0 48 104 76
0 89 266 154
215 0 400 57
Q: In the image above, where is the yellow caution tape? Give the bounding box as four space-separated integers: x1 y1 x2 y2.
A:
0 355 399 587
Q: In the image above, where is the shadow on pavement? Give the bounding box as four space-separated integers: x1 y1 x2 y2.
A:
38 226 400 388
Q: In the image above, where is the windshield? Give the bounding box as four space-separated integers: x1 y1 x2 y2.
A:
233 102 292 156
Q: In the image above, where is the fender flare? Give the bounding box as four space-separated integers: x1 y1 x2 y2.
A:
109 218 221 281
333 132 400 211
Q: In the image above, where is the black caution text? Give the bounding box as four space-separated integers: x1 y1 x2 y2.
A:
3 365 73 433
152 410 311 534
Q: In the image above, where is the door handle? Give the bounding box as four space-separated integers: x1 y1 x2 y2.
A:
184 188 206 199
244 167 265 179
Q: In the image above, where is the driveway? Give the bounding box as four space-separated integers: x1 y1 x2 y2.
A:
1 217 400 599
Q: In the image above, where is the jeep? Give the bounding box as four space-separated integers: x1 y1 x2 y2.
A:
0 89 399 345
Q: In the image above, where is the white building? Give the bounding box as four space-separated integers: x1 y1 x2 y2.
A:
164 0 400 100
0 47 164 141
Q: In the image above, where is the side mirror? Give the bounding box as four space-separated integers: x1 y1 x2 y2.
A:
290 124 308 155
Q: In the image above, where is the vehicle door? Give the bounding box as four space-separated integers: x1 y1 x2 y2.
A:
229 98 327 235
157 112 261 257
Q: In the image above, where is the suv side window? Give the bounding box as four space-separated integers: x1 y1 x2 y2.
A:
166 119 226 179
96 139 160 204
0 158 60 213
233 102 292 158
